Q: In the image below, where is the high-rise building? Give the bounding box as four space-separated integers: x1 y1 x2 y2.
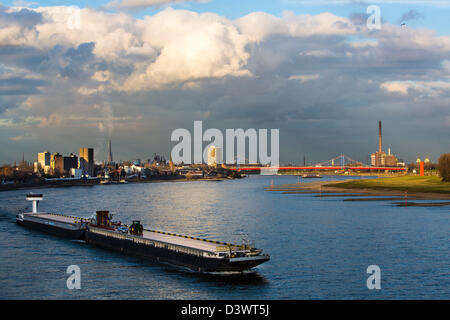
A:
37 151 51 174
64 154 78 172
38 151 50 168
53 154 78 174
207 145 222 166
50 153 63 173
79 147 94 176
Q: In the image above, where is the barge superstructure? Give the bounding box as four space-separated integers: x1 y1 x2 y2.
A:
16 194 270 273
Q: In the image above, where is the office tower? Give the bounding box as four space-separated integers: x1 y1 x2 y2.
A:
79 147 94 176
207 145 222 166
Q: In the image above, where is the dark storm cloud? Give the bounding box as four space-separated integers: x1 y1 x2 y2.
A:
0 46 48 70
349 12 369 26
0 76 48 95
0 7 42 28
399 10 425 23
0 95 27 113
45 42 98 81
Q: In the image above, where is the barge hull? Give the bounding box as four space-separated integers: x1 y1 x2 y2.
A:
16 219 85 240
85 230 268 272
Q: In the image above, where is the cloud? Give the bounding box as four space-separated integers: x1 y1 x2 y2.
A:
381 80 450 96
8 133 35 141
0 5 449 163
288 74 320 82
123 9 251 90
0 76 47 95
235 11 356 43
399 9 425 23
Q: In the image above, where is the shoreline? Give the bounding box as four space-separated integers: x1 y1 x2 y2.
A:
266 179 450 200
0 176 235 193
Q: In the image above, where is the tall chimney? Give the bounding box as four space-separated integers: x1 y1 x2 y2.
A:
378 120 382 153
107 140 113 164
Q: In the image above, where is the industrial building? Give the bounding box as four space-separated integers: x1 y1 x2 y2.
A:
47 153 78 175
370 121 399 167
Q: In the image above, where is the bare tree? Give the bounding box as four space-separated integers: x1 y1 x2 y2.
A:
438 153 450 182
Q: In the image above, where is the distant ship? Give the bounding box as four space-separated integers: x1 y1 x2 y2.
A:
100 179 128 185
301 174 322 178
16 193 270 273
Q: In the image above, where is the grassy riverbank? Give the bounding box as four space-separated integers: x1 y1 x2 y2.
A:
324 176 450 194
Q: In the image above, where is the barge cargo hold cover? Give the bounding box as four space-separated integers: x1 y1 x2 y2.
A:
16 194 270 273
85 224 270 273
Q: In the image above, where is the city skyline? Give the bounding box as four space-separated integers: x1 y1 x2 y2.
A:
1 1 449 164
2 118 435 166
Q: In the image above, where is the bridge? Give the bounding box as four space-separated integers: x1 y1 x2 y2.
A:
228 154 406 172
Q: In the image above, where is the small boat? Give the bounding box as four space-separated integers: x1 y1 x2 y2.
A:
301 174 322 178
100 180 115 184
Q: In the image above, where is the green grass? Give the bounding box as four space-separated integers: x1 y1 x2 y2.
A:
325 176 450 194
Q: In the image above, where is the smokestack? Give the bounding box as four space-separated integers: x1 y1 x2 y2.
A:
107 140 113 164
378 121 382 153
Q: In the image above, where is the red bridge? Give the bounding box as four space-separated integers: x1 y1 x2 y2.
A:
228 154 406 171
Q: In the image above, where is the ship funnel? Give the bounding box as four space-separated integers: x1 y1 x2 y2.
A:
26 193 43 213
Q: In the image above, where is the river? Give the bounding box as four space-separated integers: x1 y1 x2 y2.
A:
0 175 448 299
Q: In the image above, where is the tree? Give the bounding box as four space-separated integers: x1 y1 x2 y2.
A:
438 153 450 182
0 165 14 179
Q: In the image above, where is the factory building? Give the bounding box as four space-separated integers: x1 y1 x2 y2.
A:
50 153 78 175
370 121 399 167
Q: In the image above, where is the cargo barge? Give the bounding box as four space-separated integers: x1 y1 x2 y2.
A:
16 194 87 240
16 194 270 273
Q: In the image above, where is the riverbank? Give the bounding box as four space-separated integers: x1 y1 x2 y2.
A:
0 176 236 192
267 176 450 200
324 176 450 195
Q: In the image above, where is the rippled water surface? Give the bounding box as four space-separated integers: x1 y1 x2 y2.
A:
0 175 448 299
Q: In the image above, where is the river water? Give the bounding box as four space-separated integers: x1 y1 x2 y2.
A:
0 175 448 299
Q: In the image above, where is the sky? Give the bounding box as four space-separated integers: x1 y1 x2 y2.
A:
0 0 449 165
